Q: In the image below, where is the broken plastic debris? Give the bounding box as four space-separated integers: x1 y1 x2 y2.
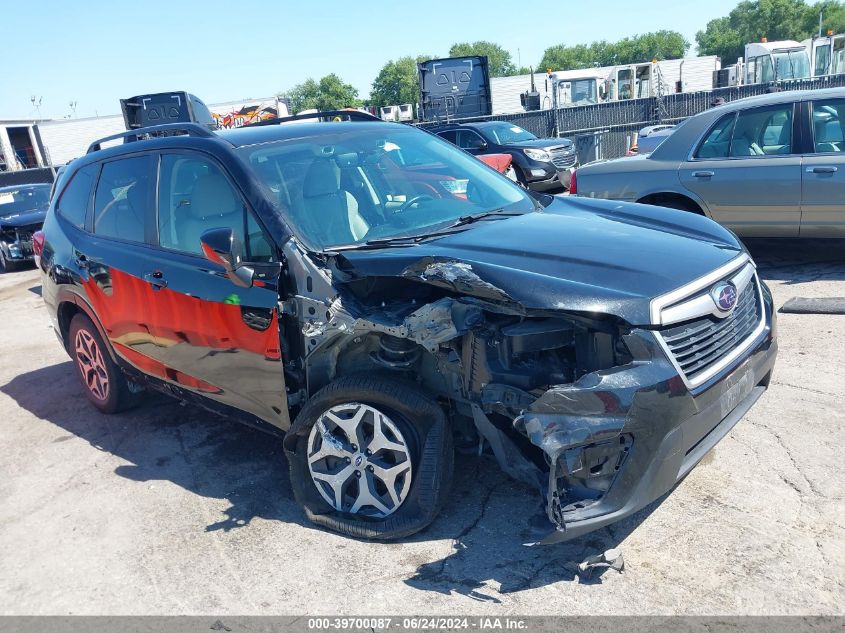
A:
577 548 624 577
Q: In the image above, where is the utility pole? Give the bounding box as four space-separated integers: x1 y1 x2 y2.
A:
819 8 824 37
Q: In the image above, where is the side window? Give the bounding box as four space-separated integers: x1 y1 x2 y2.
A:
815 45 831 76
437 130 457 144
730 104 793 157
695 113 736 159
93 156 151 242
56 164 97 230
157 154 273 261
456 130 485 150
811 100 845 153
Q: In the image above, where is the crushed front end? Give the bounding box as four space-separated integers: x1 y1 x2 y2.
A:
514 260 777 544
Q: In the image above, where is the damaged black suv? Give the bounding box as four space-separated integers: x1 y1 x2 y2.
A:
38 112 777 544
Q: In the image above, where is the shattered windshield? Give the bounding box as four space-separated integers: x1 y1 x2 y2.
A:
237 126 533 250
0 186 50 218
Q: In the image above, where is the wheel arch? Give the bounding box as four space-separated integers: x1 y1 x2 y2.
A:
56 290 119 364
636 191 708 216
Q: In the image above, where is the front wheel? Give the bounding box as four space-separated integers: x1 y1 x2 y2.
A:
285 374 453 540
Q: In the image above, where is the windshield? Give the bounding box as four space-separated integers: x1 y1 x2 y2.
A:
569 79 598 104
482 123 537 144
0 186 50 218
237 125 534 250
773 49 810 79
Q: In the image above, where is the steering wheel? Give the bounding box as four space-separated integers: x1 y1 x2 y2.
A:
396 194 435 214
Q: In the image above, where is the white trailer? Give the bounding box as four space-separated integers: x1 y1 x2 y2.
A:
490 55 720 114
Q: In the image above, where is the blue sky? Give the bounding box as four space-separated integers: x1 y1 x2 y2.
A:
4 0 749 119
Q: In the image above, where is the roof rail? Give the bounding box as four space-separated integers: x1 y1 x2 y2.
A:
86 122 216 154
245 110 383 127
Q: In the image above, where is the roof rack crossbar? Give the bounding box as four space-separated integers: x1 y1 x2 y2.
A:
86 122 216 154
245 110 383 127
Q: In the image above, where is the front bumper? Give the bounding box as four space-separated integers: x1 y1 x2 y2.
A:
518 283 777 544
0 239 35 263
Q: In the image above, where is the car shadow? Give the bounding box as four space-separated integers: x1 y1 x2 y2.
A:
1 360 657 597
0 360 304 534
744 238 845 285
400 457 663 600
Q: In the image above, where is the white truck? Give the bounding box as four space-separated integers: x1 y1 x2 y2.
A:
803 32 845 76
743 39 811 84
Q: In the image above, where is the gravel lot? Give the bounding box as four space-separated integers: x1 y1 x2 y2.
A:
0 239 843 615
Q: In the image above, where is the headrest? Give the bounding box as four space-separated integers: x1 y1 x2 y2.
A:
191 173 238 219
303 159 341 198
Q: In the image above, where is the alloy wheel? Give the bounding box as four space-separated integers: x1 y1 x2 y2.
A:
74 329 110 402
307 403 413 518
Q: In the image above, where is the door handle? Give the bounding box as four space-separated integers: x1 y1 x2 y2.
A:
692 170 715 178
807 165 838 173
143 271 167 290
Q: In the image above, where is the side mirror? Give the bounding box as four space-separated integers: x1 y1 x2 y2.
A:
200 227 254 287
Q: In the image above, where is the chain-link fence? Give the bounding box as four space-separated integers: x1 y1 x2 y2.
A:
418 74 845 163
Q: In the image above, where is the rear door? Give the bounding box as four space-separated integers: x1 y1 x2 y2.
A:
801 98 845 236
137 150 288 428
679 102 802 237
81 153 162 373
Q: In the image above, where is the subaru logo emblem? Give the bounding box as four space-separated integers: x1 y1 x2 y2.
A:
711 282 738 312
354 454 364 467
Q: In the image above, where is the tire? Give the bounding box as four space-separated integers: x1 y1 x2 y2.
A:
0 250 18 273
284 374 454 540
68 314 137 414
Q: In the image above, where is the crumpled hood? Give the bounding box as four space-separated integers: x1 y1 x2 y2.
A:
336 196 745 325
0 209 47 228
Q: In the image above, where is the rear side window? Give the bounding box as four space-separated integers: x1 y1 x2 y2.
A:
94 156 152 242
437 130 457 144
696 113 736 159
56 165 97 229
730 104 793 157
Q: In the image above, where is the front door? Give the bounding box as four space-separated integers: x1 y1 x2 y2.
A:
801 98 845 236
120 151 287 428
679 103 802 237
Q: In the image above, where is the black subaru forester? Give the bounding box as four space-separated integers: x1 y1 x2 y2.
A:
37 111 777 544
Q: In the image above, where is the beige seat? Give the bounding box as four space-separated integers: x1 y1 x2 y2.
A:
300 159 368 247
177 173 243 254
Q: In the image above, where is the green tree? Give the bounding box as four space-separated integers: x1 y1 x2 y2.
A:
695 0 845 64
538 31 689 71
283 74 361 113
800 0 845 37
449 41 517 77
370 55 430 108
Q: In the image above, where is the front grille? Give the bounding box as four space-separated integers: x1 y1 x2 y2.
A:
658 278 762 383
550 148 577 169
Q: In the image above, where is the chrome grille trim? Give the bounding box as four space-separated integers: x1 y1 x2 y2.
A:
654 274 766 390
649 253 751 325
550 148 577 169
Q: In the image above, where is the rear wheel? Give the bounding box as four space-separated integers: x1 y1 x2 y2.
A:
285 374 453 540
68 314 137 414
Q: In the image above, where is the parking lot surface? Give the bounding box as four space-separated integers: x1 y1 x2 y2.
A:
0 239 843 615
